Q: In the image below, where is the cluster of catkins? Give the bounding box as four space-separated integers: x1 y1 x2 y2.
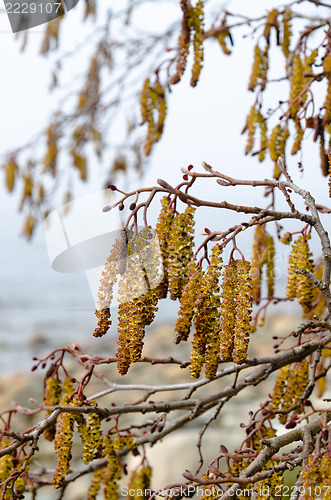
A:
175 245 253 378
269 360 309 424
94 200 196 375
44 373 141 496
87 435 138 500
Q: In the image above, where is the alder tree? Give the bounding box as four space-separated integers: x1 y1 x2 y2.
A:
0 1 331 499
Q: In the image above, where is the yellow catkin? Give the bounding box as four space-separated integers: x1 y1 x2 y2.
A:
140 79 167 156
303 258 324 320
189 1 204 87
53 397 75 488
268 125 289 179
251 225 274 304
300 453 331 498
190 245 223 378
256 111 268 162
263 9 279 45
127 466 152 499
155 197 175 299
116 229 160 374
281 8 292 59
102 436 122 500
289 54 305 119
170 0 191 85
245 106 258 154
270 364 290 414
220 262 237 362
271 361 309 424
291 121 305 155
87 468 104 500
233 260 253 364
286 235 314 312
248 44 262 92
81 409 103 465
43 376 62 441
216 20 232 56
3 160 19 192
248 44 269 92
175 259 202 344
323 54 331 125
280 360 309 423
167 205 196 300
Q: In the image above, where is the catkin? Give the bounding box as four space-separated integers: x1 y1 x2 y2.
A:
286 236 314 312
190 245 223 378
220 260 253 364
155 197 174 298
53 397 75 488
167 205 195 300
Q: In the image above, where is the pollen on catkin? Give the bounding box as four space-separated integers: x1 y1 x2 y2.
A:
190 244 223 378
94 239 120 337
52 397 75 488
268 124 289 178
175 259 202 344
128 466 152 499
270 360 309 424
87 468 104 500
167 205 195 300
286 236 314 312
251 225 275 304
233 260 253 364
281 8 292 59
155 197 174 298
81 408 103 465
189 1 204 87
300 453 330 498
220 261 237 362
43 375 62 442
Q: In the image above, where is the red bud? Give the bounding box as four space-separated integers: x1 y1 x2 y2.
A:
119 203 124 211
183 174 188 181
188 164 193 170
107 184 117 191
129 203 136 211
